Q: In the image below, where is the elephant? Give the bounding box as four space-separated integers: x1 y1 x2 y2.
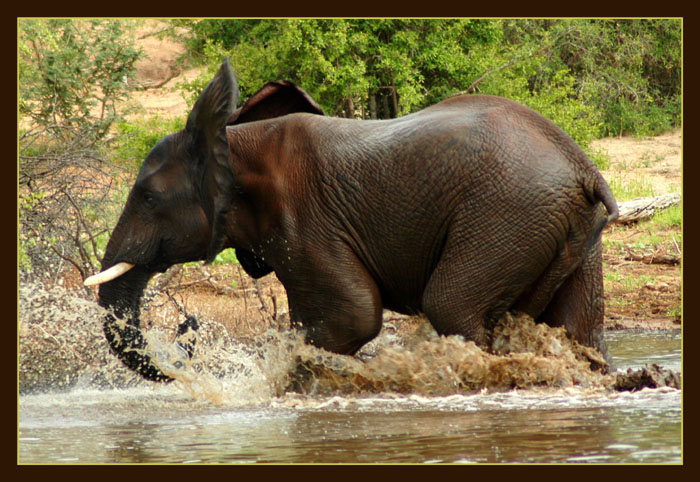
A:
86 59 619 382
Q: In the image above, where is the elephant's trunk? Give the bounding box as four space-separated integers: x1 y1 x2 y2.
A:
97 265 176 382
97 264 199 382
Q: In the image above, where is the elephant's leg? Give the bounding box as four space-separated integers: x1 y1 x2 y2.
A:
422 216 590 347
421 278 492 347
535 237 609 361
420 237 513 347
512 236 585 321
281 244 384 355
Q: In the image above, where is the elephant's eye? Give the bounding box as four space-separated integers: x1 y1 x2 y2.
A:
143 192 156 208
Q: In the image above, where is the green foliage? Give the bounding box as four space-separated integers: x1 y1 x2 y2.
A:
18 19 142 284
178 19 503 118
113 116 187 171
169 19 262 57
666 305 681 319
588 147 611 171
213 248 239 265
176 39 232 108
174 18 681 142
607 175 657 201
649 203 683 229
19 19 142 141
499 19 681 138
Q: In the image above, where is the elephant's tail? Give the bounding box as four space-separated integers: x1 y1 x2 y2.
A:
596 173 619 226
586 172 620 242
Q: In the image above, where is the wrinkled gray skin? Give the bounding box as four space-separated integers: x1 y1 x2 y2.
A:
96 59 618 382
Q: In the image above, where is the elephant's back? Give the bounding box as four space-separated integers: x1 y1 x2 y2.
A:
421 94 596 174
288 99 608 311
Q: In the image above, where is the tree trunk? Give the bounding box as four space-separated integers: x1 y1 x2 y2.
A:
391 82 399 117
369 94 377 119
381 92 390 119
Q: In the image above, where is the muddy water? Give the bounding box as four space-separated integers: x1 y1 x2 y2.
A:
18 285 682 464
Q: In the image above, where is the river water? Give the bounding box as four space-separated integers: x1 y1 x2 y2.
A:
18 327 682 464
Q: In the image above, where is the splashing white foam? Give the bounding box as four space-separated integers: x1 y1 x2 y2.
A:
21 283 635 406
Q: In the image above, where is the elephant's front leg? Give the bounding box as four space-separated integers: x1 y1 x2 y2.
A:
280 244 383 355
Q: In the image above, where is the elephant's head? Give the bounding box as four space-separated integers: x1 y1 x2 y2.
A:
87 59 323 381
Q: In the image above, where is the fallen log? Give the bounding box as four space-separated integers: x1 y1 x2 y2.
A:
613 192 681 224
623 247 680 265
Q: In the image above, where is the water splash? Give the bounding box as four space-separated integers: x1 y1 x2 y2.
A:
19 282 281 405
19 283 678 405
19 283 145 393
284 313 614 396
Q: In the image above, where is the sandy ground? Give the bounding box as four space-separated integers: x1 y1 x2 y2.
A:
123 20 202 118
596 129 682 196
594 132 681 330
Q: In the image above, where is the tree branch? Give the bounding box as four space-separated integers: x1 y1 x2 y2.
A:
467 59 517 94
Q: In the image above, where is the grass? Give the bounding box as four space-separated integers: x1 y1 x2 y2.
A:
623 274 653 291
213 248 239 265
603 268 623 284
636 150 665 168
603 269 654 291
589 146 611 170
648 203 682 229
604 210 682 255
602 169 681 322
607 175 656 201
666 305 682 319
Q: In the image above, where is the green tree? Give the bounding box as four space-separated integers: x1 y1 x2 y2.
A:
176 18 680 141
497 19 681 137
178 19 502 119
19 19 143 284
19 19 142 141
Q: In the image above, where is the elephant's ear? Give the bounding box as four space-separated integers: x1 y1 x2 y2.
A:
227 81 324 125
185 58 240 264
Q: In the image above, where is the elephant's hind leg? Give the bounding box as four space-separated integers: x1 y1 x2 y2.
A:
420 243 510 347
421 215 598 350
535 237 609 361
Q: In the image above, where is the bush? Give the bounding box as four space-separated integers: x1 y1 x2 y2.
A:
173 18 681 140
481 64 602 152
19 19 142 141
19 19 143 285
170 19 262 58
113 116 187 171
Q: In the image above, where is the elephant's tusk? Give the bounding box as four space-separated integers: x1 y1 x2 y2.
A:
84 262 135 286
